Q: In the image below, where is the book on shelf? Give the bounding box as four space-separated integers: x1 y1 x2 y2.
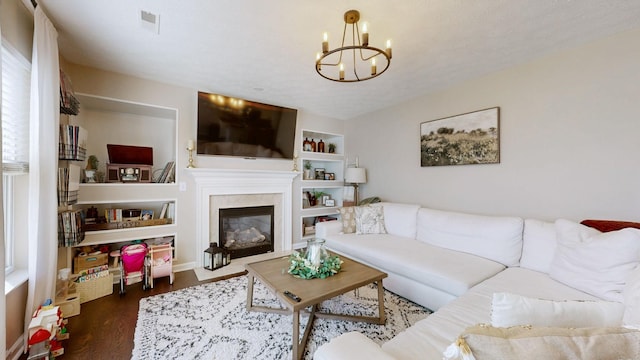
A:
159 203 169 219
59 70 80 115
157 161 175 183
105 208 123 223
57 164 81 206
58 209 84 247
58 124 87 161
167 202 176 220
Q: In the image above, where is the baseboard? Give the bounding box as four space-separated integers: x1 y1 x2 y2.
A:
7 334 24 360
172 261 195 273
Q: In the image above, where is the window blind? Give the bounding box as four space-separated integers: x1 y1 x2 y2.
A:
1 39 31 174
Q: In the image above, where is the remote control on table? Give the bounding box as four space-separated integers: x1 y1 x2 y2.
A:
283 290 301 302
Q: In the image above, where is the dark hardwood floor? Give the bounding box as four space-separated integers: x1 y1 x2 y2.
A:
22 269 245 360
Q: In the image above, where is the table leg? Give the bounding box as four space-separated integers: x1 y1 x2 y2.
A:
292 309 300 360
377 280 386 324
246 274 254 311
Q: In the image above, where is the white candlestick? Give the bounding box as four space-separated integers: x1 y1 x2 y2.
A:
187 139 195 150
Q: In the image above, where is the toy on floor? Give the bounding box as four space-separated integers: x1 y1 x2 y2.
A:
118 242 149 294
148 243 174 288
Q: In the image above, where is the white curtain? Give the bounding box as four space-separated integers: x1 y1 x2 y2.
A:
24 5 59 347
0 10 7 360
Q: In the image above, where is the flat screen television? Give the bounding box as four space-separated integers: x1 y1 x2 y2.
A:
197 91 297 160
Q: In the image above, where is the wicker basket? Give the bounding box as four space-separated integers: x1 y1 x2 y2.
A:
77 272 113 303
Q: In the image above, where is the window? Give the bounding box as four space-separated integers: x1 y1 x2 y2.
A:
2 38 31 274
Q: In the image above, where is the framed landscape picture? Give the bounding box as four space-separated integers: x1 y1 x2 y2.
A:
420 107 500 167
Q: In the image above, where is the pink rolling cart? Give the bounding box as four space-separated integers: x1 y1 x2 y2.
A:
148 243 174 288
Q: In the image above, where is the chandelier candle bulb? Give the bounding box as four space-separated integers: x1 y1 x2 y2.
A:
316 53 321 71
322 32 329 53
362 23 369 46
371 58 377 76
386 39 393 59
339 63 345 80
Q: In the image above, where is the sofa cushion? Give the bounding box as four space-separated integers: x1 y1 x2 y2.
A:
623 265 640 329
549 219 640 302
520 219 556 274
374 202 420 238
337 206 356 234
324 233 505 298
490 292 624 328
444 324 640 360
355 205 387 235
381 268 603 360
416 208 524 266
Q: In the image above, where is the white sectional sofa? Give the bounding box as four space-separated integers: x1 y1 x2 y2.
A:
313 202 640 359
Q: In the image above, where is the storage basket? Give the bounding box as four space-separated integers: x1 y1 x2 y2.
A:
77 272 113 303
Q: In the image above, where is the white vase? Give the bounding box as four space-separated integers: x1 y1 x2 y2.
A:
84 169 96 183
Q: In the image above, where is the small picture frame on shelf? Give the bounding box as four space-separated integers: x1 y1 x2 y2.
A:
325 199 335 207
141 210 154 220
315 168 325 180
324 172 335 180
321 195 330 205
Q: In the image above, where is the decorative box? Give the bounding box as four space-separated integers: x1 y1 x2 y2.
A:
74 253 108 273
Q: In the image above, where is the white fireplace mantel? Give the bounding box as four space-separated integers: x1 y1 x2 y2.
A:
188 168 299 267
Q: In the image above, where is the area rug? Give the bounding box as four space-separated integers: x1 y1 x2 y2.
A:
132 275 430 360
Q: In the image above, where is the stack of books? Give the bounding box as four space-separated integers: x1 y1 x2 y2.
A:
157 161 175 183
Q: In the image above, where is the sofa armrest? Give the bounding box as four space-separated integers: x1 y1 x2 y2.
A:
315 220 343 238
314 332 397 360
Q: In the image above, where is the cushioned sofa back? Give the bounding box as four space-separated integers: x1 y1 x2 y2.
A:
374 202 421 238
520 219 557 274
416 208 524 266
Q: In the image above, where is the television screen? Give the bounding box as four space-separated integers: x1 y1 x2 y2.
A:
197 92 297 159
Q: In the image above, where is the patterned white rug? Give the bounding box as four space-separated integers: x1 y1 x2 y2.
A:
132 275 430 360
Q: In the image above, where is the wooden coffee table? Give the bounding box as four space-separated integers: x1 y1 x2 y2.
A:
245 253 388 360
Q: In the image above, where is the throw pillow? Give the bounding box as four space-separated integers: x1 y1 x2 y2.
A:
355 205 387 235
337 207 356 234
623 265 640 329
548 219 640 302
491 292 624 328
443 324 640 360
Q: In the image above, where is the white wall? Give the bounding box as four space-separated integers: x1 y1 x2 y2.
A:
346 28 640 222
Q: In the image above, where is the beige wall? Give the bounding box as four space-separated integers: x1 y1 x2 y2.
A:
346 27 640 222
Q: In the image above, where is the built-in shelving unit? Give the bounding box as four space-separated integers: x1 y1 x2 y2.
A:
298 129 344 242
57 93 179 273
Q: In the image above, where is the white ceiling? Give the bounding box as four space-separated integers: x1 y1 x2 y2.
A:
40 0 640 120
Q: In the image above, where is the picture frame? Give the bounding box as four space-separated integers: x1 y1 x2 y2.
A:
324 172 335 180
141 209 154 220
325 199 335 207
315 168 325 180
420 107 500 167
321 195 330 205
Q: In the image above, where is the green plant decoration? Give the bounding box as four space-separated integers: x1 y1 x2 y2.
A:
86 155 99 170
328 143 336 153
304 160 312 170
287 250 343 279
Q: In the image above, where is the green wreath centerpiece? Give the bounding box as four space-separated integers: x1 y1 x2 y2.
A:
287 250 343 279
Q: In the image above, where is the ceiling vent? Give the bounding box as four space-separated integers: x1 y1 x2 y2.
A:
140 10 160 34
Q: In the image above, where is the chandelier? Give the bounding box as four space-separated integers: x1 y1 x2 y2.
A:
315 9 392 82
